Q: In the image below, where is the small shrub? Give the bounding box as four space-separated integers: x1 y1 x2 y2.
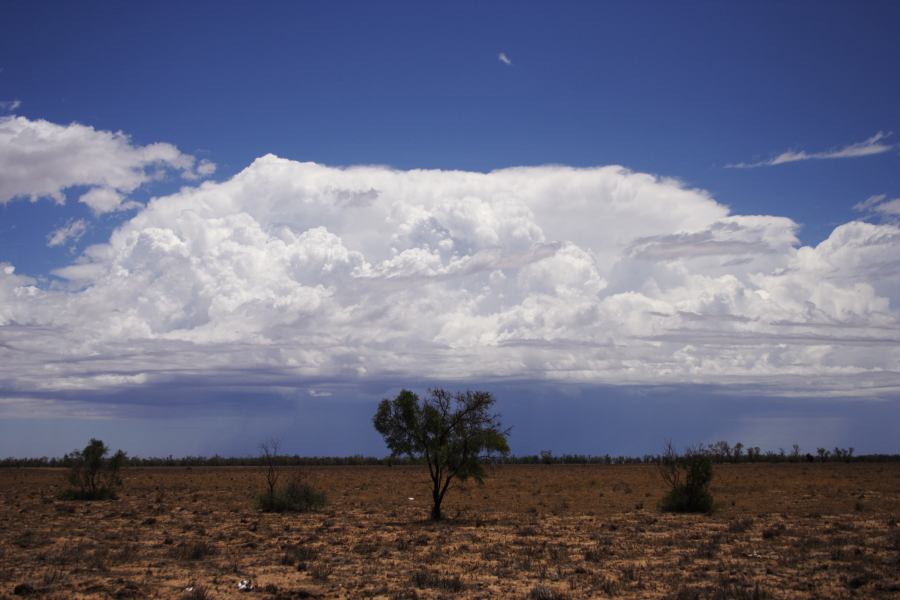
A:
527 585 568 600
173 540 216 561
13 530 49 550
310 562 333 581
281 543 318 567
762 523 786 540
694 537 721 559
728 517 754 533
59 438 126 501
411 570 465 592
256 479 326 513
657 442 714 514
709 580 769 600
670 587 701 600
593 575 619 595
890 529 900 552
584 543 607 562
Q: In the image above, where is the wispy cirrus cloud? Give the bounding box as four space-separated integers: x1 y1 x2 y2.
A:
727 132 893 169
498 52 512 66
0 99 21 112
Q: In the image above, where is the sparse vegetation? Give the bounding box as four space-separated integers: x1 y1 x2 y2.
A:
411 570 465 592
282 542 318 570
527 585 568 600
727 516 754 533
259 438 281 506
657 441 714 513
2 462 899 598
59 438 126 500
173 540 217 561
256 476 326 513
2 442 892 468
254 438 326 513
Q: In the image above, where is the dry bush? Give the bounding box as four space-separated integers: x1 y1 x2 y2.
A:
658 442 714 513
173 540 216 561
411 570 465 592
527 585 568 600
584 542 608 562
281 542 318 568
761 523 786 540
257 478 326 513
310 561 333 581
60 438 126 501
728 517 754 533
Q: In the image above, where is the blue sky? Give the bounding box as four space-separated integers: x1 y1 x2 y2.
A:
1 1 899 457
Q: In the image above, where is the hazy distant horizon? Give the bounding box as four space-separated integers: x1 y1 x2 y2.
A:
3 381 898 459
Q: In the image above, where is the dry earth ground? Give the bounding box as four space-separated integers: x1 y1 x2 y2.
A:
1 463 898 599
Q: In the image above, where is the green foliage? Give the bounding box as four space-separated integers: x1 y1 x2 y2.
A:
256 479 326 513
373 388 510 520
60 438 126 500
657 442 714 514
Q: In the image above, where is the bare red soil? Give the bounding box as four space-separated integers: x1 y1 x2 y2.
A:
1 463 898 598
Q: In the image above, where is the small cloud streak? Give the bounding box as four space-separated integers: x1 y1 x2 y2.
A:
727 132 893 169
78 187 143 215
855 193 900 216
47 219 88 248
0 99 21 112
498 52 512 66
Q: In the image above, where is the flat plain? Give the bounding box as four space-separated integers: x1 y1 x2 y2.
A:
1 463 898 599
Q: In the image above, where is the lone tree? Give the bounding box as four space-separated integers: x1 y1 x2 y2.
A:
259 438 281 506
62 438 127 500
373 388 510 521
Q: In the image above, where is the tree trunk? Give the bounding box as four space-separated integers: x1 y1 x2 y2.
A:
431 489 443 521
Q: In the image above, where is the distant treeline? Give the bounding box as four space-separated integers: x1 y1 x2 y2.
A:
1 442 898 468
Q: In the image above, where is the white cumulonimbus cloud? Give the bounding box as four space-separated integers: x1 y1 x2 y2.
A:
1 155 899 415
0 115 216 214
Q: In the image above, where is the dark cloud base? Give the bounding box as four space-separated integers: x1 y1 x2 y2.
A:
2 379 897 458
